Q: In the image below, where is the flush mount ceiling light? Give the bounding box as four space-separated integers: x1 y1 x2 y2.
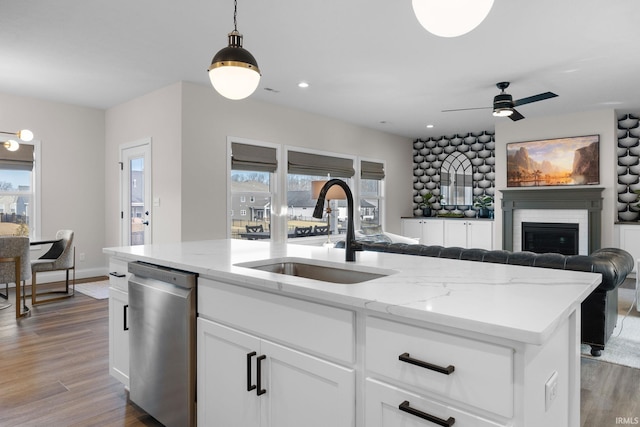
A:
0 129 34 151
411 0 494 37
208 0 261 100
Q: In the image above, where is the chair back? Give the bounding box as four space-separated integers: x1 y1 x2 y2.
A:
0 236 31 283
294 226 312 237
39 230 74 270
54 230 74 269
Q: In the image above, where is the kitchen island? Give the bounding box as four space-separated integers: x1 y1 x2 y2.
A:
104 239 601 427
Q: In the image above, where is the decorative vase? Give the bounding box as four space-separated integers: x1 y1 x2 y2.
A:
478 207 489 218
422 207 432 217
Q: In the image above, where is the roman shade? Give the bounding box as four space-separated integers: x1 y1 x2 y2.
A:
361 161 385 180
0 144 34 171
231 143 277 173
288 151 355 177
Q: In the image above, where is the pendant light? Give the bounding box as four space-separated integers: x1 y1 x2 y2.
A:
412 0 494 38
208 0 261 100
0 129 34 151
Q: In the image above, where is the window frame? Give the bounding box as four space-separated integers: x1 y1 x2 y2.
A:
227 138 386 242
0 139 41 242
359 157 385 229
227 137 280 240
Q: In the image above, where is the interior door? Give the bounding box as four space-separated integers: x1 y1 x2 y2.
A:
120 139 152 246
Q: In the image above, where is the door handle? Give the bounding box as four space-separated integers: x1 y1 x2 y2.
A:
123 304 129 331
256 354 267 396
247 352 257 391
399 352 454 375
398 401 455 426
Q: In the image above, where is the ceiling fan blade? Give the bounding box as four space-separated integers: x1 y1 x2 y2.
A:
441 106 491 113
514 91 558 107
509 109 525 121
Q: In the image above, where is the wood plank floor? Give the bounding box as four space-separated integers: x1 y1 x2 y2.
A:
0 280 161 427
1 279 639 426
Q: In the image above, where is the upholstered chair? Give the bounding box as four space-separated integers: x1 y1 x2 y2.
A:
0 236 31 317
31 230 75 305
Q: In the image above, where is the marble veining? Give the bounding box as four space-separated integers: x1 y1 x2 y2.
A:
104 239 600 345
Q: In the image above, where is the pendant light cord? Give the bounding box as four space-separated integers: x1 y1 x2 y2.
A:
233 0 238 31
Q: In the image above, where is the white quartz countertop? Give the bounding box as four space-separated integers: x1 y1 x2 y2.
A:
104 239 601 345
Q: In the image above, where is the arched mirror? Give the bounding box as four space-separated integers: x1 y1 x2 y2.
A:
441 152 473 206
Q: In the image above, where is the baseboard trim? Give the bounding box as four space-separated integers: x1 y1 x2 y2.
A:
5 266 109 288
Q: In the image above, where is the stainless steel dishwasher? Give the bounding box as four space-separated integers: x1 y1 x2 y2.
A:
128 261 197 427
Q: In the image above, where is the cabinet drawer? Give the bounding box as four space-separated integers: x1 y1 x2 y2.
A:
366 316 513 418
198 278 355 364
108 258 130 292
366 378 505 427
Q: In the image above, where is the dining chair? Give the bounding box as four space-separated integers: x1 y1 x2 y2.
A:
0 236 31 317
31 229 75 306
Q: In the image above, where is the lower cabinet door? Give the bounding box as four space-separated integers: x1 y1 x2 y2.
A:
108 287 129 386
197 318 261 427
365 379 505 427
197 318 355 427
261 339 355 427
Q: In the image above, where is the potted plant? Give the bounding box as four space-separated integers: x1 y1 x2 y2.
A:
419 192 441 217
473 195 494 218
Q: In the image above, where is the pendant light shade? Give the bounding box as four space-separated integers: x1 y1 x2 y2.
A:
208 0 261 100
412 0 494 38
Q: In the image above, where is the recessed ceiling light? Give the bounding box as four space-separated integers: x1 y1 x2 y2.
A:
298 82 309 88
426 124 434 128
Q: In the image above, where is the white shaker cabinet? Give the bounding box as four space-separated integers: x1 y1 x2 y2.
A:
444 219 493 250
401 218 445 245
402 218 493 249
107 257 131 387
197 278 356 427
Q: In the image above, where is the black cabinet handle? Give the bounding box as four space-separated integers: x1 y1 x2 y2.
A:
399 401 455 426
247 352 257 391
109 272 126 278
399 352 454 375
123 304 129 331
256 355 267 396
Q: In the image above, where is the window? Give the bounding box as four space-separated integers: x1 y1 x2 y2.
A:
0 141 39 239
287 150 355 239
230 141 277 240
360 160 385 228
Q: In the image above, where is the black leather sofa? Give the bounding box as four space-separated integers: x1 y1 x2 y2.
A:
353 242 634 356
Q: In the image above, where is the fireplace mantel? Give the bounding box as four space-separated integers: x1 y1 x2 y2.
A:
500 187 604 254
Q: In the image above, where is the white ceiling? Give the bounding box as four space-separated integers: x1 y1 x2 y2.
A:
1 0 639 139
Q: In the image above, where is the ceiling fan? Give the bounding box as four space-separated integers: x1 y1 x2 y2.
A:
442 82 558 121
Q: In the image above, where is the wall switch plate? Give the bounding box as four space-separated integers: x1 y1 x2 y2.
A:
545 371 559 411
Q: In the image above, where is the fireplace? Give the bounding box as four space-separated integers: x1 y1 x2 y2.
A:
501 187 604 254
522 222 579 255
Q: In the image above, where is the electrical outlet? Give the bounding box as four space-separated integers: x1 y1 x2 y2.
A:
79 252 86 262
545 371 559 411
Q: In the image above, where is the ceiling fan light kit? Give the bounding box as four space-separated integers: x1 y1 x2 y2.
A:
411 0 494 37
208 0 261 100
443 81 558 122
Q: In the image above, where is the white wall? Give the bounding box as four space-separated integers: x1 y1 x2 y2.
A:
180 82 413 241
103 81 412 247
0 92 106 277
494 109 617 249
104 83 183 247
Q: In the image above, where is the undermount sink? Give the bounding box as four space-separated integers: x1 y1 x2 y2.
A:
235 258 393 284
